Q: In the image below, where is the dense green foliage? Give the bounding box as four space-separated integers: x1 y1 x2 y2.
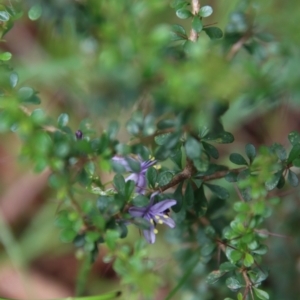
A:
1 1 300 299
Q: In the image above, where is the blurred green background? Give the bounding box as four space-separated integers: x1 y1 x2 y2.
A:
0 0 300 299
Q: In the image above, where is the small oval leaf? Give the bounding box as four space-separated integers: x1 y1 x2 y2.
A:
28 4 42 21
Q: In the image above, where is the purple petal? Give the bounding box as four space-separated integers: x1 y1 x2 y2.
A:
126 173 138 183
148 191 159 206
141 160 157 173
156 214 176 228
143 228 156 244
129 207 146 218
150 199 177 214
135 174 147 194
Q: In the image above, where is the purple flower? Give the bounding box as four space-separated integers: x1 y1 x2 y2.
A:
129 193 176 244
112 156 156 194
75 130 83 140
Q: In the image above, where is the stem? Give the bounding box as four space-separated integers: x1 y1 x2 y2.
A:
160 165 245 192
189 0 201 42
20 105 61 133
242 269 254 300
191 0 201 15
226 30 252 60
159 158 196 192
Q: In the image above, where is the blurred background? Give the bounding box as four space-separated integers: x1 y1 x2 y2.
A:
0 0 300 299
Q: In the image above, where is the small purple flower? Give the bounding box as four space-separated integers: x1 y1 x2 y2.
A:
129 193 176 244
112 156 156 194
75 130 83 140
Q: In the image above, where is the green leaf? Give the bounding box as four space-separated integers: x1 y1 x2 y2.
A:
18 86 34 100
252 245 268 255
28 4 42 21
226 248 243 263
126 119 140 135
172 182 183 212
230 220 245 233
158 171 173 187
155 145 171 161
205 183 229 199
265 170 282 191
202 142 219 159
292 158 300 167
225 171 238 182
199 6 213 17
176 9 192 19
155 132 181 149
226 277 242 291
30 108 46 124
155 133 171 145
107 120 119 139
9 72 18 88
287 169 299 187
171 24 187 41
271 143 287 161
170 0 186 9
126 157 141 173
288 144 300 163
203 27 223 39
105 230 119 250
230 153 248 166
55 210 72 228
60 228 77 243
146 167 157 189
245 143 256 163
0 51 12 61
73 234 86 248
18 87 41 104
113 174 125 195
97 195 116 214
204 131 234 143
233 202 249 213
193 185 208 216
253 288 269 300
192 17 203 33
0 11 10 21
125 180 135 199
219 262 236 272
157 119 175 129
288 130 300 145
118 222 128 239
143 115 156 136
243 253 254 267
57 113 69 127
132 195 149 207
201 243 215 256
276 175 285 189
206 270 224 284
170 148 182 169
185 136 201 159
184 180 194 206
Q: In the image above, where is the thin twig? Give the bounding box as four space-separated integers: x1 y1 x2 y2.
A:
189 0 201 42
159 158 197 192
226 31 252 61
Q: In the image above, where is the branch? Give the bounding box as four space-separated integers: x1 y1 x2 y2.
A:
160 160 245 192
20 105 61 133
226 30 252 61
160 158 197 192
189 0 201 42
196 167 245 181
